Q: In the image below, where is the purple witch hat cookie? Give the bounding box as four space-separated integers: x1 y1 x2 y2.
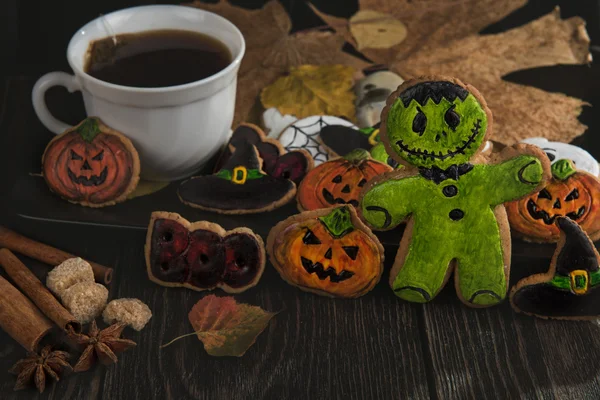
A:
510 217 600 320
178 140 296 214
214 123 312 185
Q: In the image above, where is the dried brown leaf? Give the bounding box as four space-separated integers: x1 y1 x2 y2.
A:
398 8 591 144
310 0 527 65
187 1 370 125
187 294 277 357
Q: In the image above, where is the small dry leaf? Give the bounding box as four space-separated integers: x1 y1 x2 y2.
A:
399 8 591 144
261 65 356 121
187 1 370 125
184 295 276 357
349 10 407 50
127 180 169 200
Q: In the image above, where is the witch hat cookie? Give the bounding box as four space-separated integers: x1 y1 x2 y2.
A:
213 123 312 185
178 141 296 214
510 217 600 320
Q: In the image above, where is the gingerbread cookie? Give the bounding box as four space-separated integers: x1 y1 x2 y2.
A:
278 116 356 165
214 123 313 185
42 117 140 207
297 149 392 211
506 159 600 243
510 217 600 320
522 137 599 177
267 205 384 298
178 140 296 214
145 212 265 293
359 77 551 307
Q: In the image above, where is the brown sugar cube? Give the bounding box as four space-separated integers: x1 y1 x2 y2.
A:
102 298 152 331
62 282 108 324
46 257 94 298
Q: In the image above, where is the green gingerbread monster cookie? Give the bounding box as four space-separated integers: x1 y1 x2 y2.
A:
359 76 551 307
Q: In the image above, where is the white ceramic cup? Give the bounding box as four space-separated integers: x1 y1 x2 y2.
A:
32 5 245 181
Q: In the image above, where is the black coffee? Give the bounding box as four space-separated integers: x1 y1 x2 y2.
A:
85 29 232 88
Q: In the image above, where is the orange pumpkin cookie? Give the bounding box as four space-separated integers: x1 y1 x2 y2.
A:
42 117 140 207
297 149 392 211
267 205 384 298
506 159 600 243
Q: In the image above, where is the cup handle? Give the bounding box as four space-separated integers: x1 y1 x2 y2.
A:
32 72 82 134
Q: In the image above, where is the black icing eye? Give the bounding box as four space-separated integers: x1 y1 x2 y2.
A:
358 179 367 187
538 188 552 200
364 83 375 91
565 188 579 201
332 175 342 183
70 150 83 160
444 104 460 130
302 229 321 245
545 152 556 162
92 150 104 161
342 246 359 260
412 107 427 136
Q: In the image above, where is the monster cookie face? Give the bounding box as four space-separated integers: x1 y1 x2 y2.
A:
384 81 488 169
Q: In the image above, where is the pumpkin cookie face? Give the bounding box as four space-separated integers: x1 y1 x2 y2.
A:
383 80 489 170
267 206 384 298
297 149 392 211
42 118 140 207
506 159 600 243
145 212 265 293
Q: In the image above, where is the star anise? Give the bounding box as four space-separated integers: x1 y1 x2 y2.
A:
9 346 72 393
68 320 136 372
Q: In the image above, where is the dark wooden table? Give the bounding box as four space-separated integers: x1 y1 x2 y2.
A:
2 1 600 399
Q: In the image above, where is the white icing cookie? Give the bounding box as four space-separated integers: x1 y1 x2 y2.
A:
262 108 297 139
278 116 356 165
521 137 599 177
355 71 404 128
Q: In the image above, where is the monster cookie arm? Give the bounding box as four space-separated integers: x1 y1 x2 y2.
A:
485 145 551 205
359 175 417 230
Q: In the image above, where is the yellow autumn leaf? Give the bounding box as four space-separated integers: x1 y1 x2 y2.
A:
127 180 170 200
349 10 407 50
260 64 356 121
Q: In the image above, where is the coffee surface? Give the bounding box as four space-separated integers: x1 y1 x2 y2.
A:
85 29 232 88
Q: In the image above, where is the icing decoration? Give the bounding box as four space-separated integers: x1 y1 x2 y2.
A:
521 137 599 177
145 212 265 293
278 116 356 165
178 141 296 214
214 123 312 185
510 217 600 320
370 143 400 169
360 77 550 307
42 117 140 207
267 206 384 298
297 149 392 211
506 159 600 243
354 70 404 128
262 108 297 139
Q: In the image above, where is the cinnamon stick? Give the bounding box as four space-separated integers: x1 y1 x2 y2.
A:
0 275 53 351
0 226 113 284
0 249 81 333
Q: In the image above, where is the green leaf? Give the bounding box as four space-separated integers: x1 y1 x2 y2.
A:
76 118 102 143
551 159 577 181
318 206 355 238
